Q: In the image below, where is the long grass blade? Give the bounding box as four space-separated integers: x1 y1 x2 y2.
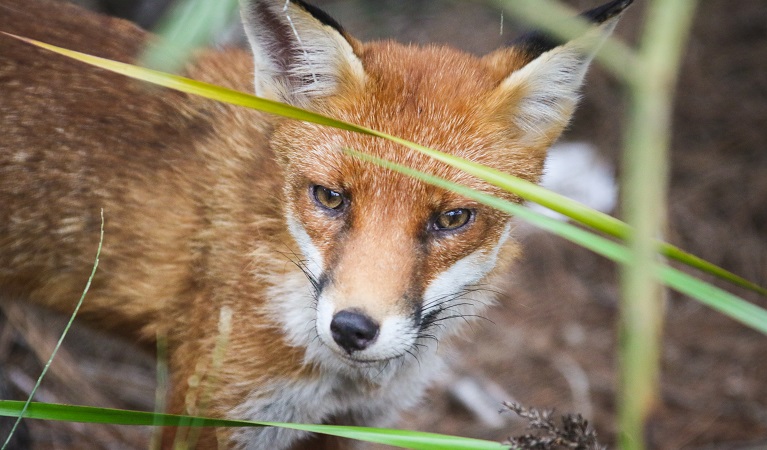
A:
380 139 766 297
0 401 506 450
1 35 762 294
346 150 767 335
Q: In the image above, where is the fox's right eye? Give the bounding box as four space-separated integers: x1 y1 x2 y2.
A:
312 185 345 211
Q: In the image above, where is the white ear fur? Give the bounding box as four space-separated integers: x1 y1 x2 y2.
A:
240 0 366 106
500 17 621 144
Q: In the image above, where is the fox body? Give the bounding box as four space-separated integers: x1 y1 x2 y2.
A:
0 0 629 448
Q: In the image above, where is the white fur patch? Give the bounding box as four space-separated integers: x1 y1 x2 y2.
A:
314 293 335 349
229 354 443 449
500 20 618 141
364 315 417 360
264 214 323 353
286 213 324 276
502 47 585 138
422 222 511 315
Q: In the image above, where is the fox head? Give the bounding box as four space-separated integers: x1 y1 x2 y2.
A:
241 0 630 373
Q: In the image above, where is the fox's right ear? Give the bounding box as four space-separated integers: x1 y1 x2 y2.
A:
486 0 632 147
239 0 366 107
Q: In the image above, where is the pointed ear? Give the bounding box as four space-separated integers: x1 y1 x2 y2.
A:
240 0 366 107
489 0 632 145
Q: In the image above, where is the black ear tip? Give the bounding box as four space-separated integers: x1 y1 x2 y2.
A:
511 0 633 61
584 0 635 25
290 0 345 34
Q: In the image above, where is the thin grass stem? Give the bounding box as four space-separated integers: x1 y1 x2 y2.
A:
618 1 698 448
1 209 104 450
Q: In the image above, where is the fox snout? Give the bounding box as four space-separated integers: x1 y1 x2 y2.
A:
312 249 422 362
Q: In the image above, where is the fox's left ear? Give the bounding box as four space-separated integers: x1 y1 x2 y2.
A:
487 0 633 146
239 0 366 107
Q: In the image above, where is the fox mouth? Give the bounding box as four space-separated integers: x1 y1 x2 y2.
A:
321 340 407 366
337 352 402 366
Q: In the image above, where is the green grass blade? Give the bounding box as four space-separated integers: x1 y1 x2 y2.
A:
660 266 767 334
380 138 767 297
0 401 507 450
657 243 764 295
2 33 763 296
618 0 700 444
346 149 767 335
0 33 365 132
1 210 104 450
140 0 238 73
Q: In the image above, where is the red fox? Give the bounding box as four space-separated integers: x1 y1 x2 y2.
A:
0 0 630 448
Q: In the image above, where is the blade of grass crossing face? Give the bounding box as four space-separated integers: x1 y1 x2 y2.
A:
377 136 767 297
346 149 767 335
1 209 104 450
658 243 766 296
4 32 764 296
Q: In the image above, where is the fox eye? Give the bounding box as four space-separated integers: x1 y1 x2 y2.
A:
433 209 473 232
312 185 345 211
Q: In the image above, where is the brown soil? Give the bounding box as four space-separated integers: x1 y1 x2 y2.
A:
1 0 765 448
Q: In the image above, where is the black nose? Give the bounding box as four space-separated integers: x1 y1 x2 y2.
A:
330 309 379 354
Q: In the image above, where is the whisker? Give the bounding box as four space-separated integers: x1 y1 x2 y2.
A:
404 348 421 368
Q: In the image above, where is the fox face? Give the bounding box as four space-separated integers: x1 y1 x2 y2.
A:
282 130 514 367
273 62 522 369
243 0 630 375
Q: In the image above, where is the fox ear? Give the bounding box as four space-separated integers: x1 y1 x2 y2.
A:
491 0 632 146
240 0 366 106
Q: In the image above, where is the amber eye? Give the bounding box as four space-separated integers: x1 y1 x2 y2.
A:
433 209 472 231
312 185 345 211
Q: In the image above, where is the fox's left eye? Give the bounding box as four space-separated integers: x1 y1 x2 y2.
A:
432 209 473 232
312 185 346 211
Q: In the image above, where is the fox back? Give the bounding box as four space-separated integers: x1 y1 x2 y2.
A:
0 0 631 448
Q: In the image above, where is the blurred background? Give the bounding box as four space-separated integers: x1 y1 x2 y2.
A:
1 0 765 448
